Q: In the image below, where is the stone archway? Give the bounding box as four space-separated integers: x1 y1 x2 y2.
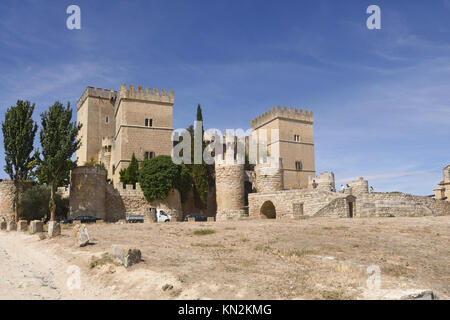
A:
346 195 356 218
260 201 276 219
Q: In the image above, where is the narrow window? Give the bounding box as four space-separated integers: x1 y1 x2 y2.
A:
295 161 302 171
106 116 109 124
145 119 149 127
150 151 155 158
149 119 153 127
144 152 149 160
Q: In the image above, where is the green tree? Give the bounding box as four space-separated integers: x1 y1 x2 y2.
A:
38 101 81 221
138 155 191 203
196 103 203 122
1 100 38 221
18 185 68 221
191 104 209 209
120 153 139 187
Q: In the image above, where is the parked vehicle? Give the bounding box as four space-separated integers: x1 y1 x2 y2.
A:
156 209 172 222
73 216 101 223
60 218 73 224
184 214 207 222
126 215 144 223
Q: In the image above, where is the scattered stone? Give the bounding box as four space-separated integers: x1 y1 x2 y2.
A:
30 220 44 234
207 217 215 222
0 221 6 230
109 245 142 268
97 220 105 224
162 284 174 291
17 220 28 232
7 221 17 231
188 217 196 222
75 224 90 247
48 221 61 237
400 290 436 300
38 233 47 240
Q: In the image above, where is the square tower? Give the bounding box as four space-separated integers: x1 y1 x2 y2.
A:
76 87 117 165
250 106 316 189
110 84 174 183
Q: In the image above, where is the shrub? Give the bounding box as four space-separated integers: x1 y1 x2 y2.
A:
18 185 68 221
139 155 191 203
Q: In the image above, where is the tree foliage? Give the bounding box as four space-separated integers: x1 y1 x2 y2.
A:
38 101 81 221
119 153 139 187
138 155 191 203
190 104 210 208
1 100 38 221
18 185 68 221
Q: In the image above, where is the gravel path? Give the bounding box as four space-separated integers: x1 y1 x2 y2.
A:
0 232 117 300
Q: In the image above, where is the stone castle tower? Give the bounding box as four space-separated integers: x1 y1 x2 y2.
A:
250 106 316 189
76 84 174 183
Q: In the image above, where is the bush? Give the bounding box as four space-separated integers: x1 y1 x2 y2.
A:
18 185 68 221
139 155 191 203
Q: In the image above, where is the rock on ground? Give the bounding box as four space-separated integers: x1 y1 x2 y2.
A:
48 221 61 237
74 224 90 247
17 220 28 232
7 221 17 232
109 245 141 268
30 220 43 234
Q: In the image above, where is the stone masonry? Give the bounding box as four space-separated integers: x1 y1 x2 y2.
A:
215 162 246 221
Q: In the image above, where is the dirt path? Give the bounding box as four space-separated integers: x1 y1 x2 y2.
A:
0 232 118 300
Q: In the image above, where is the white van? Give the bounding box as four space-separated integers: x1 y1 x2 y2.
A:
149 208 172 222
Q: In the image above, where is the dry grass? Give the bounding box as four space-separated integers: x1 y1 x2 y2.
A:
49 216 450 300
192 229 216 236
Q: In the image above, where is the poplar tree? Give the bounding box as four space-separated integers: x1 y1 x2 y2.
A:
1 100 38 221
39 102 81 221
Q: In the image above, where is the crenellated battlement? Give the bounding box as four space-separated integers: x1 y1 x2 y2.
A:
251 106 313 129
117 84 174 105
77 87 117 110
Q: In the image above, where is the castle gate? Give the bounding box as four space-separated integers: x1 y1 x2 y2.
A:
260 201 276 219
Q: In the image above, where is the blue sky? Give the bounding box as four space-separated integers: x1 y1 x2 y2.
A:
0 0 449 195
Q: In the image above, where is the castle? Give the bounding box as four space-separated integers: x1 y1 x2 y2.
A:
68 83 449 221
76 84 316 189
2 83 448 222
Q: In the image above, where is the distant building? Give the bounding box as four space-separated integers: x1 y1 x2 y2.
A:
434 165 450 201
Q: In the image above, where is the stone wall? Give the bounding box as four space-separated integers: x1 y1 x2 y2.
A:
69 166 107 220
69 168 183 222
348 177 369 197
249 188 450 220
114 182 182 221
249 189 348 219
0 180 16 221
254 161 284 193
356 192 450 217
215 163 246 221
0 180 33 221
308 171 335 192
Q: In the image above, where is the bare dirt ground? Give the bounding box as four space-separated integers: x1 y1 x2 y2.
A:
1 216 449 300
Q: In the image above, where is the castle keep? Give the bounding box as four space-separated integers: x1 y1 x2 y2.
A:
250 106 315 189
76 85 174 184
